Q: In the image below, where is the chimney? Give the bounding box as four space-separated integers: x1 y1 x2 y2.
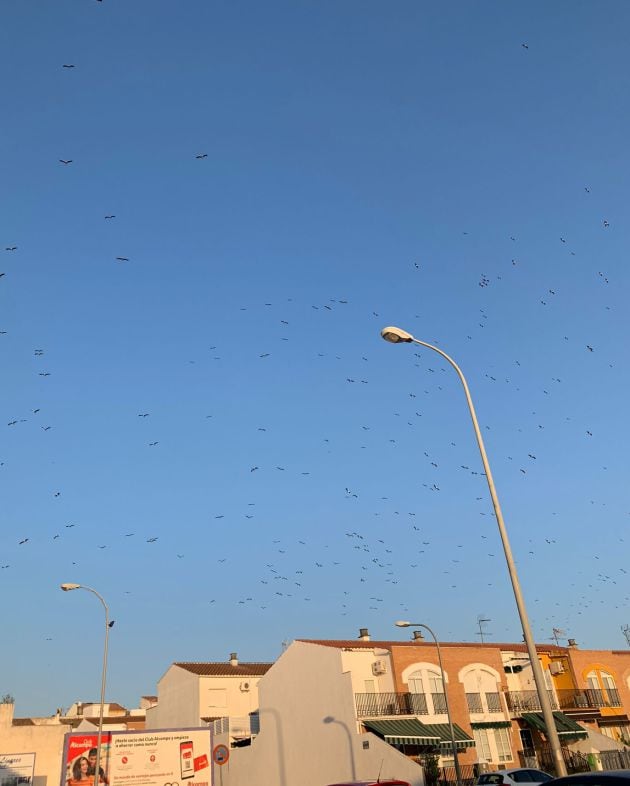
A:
358 628 370 641
229 652 239 666
413 630 425 642
567 639 578 648
0 701 14 728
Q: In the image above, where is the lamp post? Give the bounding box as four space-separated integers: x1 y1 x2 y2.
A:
381 326 567 777
395 621 462 786
61 583 110 786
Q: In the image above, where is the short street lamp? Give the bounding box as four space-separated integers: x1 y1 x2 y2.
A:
381 326 567 777
60 583 110 786
395 621 462 786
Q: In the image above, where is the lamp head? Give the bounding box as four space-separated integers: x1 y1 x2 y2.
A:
381 326 414 344
395 620 411 628
60 583 81 592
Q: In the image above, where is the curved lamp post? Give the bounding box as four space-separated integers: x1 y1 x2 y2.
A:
381 326 566 777
61 583 110 786
396 621 462 786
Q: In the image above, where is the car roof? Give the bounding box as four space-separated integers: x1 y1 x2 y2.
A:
548 773 630 784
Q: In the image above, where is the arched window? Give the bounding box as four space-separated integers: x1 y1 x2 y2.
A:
461 666 503 714
406 666 446 715
586 669 621 707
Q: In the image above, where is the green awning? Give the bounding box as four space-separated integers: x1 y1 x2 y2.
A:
471 721 513 730
522 712 588 740
363 719 441 746
421 723 476 749
363 719 475 749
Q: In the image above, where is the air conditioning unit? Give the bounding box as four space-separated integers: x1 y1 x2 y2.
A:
240 681 251 692
549 662 565 675
372 660 387 676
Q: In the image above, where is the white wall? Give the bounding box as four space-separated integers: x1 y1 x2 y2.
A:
341 649 395 695
223 642 424 786
145 666 200 728
146 666 263 737
0 704 66 786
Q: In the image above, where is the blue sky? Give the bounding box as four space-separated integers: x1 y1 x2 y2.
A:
1 0 629 716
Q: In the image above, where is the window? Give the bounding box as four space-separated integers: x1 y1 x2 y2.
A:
462 666 503 715
473 728 492 762
364 679 375 693
586 670 600 690
467 693 483 712
511 772 534 782
407 667 446 715
486 692 502 712
206 689 227 708
494 727 512 762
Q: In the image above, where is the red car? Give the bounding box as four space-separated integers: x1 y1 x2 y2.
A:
326 781 411 786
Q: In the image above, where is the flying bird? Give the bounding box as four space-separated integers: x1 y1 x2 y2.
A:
59 159 73 165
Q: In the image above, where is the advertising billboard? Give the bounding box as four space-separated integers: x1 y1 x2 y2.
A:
61 729 212 786
0 753 36 786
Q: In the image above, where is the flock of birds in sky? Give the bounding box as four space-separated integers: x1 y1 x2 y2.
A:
1 15 628 680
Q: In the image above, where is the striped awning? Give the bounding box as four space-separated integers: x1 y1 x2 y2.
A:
471 721 513 730
363 719 475 749
521 711 588 740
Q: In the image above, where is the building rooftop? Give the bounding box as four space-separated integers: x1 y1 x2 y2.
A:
174 662 272 676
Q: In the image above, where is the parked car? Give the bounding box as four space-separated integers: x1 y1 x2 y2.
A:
477 769 555 786
545 772 630 786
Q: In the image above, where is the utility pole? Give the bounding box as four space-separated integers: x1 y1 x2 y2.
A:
622 625 630 647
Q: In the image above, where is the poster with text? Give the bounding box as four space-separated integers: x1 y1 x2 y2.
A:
0 753 36 786
62 733 112 786
62 730 212 786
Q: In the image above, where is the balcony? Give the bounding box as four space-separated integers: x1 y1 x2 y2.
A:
355 692 429 718
505 690 558 714
466 691 503 714
466 693 483 713
556 688 622 709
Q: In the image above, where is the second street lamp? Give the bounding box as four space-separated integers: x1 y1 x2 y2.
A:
396 621 462 786
60 583 110 786
381 326 567 777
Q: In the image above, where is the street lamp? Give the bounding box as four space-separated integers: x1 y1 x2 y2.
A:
60 583 110 786
381 326 567 777
395 621 462 786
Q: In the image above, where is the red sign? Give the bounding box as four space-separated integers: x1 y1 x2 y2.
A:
212 745 229 765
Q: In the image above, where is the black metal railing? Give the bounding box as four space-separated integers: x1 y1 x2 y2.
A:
355 691 429 717
485 691 502 712
505 690 558 713
466 693 482 713
556 688 622 709
432 692 447 714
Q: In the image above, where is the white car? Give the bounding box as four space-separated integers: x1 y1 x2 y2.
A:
477 769 554 786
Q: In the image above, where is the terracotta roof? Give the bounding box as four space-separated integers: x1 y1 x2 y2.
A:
297 639 562 653
142 695 158 701
174 662 272 676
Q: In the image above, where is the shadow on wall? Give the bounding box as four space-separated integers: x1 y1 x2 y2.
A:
323 716 356 781
257 706 287 786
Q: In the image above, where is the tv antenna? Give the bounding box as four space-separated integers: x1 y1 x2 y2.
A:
476 614 491 643
551 627 566 646
622 625 630 647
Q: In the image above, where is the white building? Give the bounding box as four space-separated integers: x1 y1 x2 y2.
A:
224 640 424 786
145 652 271 745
